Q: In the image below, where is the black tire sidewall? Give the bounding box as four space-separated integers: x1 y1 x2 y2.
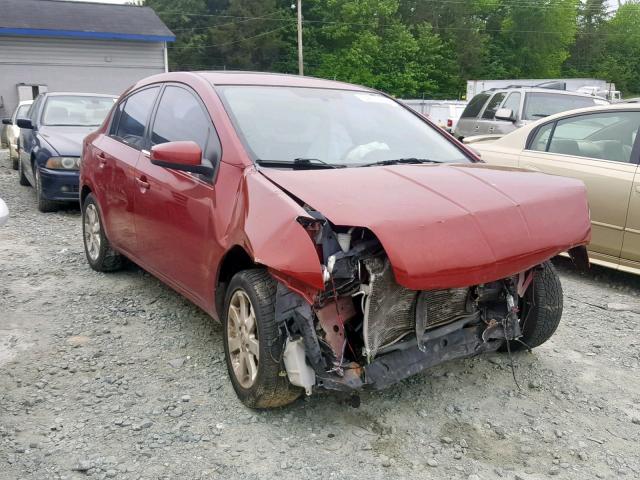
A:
222 270 301 408
513 261 563 351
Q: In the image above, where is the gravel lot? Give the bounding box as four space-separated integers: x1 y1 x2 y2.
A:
1 149 639 480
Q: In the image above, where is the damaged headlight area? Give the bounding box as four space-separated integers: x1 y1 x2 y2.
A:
278 212 536 396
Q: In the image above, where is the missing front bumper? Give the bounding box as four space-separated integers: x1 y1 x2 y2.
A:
317 322 504 392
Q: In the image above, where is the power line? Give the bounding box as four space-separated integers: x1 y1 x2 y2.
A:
170 11 288 32
168 25 290 50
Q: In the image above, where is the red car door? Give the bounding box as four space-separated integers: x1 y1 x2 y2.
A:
132 84 223 308
92 86 159 254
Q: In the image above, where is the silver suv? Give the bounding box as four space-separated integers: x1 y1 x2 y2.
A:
453 87 609 140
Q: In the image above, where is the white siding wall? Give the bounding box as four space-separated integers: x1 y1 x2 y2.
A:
0 36 166 117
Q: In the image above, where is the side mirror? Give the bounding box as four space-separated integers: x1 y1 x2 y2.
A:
16 118 34 129
494 108 514 122
2 118 12 125
150 141 214 177
0 198 8 227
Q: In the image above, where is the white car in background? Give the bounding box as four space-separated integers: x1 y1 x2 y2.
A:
402 100 467 133
2 100 33 170
0 198 8 226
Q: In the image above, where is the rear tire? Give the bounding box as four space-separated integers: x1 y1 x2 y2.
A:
508 261 563 351
82 193 123 272
35 168 58 213
223 269 302 408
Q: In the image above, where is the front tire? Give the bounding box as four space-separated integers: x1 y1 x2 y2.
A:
18 158 29 186
82 193 123 272
509 261 563 351
10 146 18 170
35 168 58 213
223 269 302 408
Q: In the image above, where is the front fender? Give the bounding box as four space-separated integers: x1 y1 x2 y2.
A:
233 169 324 294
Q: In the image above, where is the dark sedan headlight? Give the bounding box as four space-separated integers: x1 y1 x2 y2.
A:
45 156 81 170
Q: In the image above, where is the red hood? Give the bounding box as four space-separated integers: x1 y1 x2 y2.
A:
260 163 591 290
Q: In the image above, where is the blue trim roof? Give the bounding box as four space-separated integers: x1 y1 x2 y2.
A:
0 27 175 42
0 0 174 43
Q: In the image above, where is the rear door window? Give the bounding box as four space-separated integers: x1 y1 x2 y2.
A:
460 93 490 119
113 87 159 149
481 93 506 120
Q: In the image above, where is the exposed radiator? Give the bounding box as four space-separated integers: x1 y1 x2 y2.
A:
362 257 471 361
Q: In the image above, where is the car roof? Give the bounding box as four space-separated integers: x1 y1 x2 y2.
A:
131 71 375 93
43 92 118 98
481 86 603 99
197 71 371 91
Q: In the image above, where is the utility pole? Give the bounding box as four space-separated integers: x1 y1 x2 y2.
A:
297 0 304 76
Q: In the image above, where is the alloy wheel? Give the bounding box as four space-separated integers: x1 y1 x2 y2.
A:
84 203 102 261
227 289 259 388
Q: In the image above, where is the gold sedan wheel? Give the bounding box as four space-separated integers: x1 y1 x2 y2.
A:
226 289 260 389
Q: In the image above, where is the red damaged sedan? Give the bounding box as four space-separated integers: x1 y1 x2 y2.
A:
80 72 591 408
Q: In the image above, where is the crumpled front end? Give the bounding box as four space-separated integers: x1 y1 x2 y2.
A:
274 214 551 395
256 163 590 395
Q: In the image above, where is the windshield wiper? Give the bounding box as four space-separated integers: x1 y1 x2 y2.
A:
359 158 443 167
256 158 346 169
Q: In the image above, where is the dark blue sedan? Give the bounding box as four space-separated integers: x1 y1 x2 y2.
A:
17 92 116 212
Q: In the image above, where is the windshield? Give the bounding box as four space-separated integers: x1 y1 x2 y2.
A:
42 96 115 127
523 93 602 121
216 86 470 166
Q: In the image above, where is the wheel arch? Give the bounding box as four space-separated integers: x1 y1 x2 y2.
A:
215 245 259 318
80 185 92 207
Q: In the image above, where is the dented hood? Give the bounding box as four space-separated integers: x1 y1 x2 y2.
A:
261 163 591 290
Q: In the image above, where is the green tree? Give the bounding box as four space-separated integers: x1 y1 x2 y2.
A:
564 0 610 76
495 0 580 78
597 2 640 94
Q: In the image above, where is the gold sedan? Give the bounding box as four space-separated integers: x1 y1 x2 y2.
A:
469 104 640 275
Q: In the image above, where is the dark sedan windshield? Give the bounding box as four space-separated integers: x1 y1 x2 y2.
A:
42 96 115 127
217 86 470 166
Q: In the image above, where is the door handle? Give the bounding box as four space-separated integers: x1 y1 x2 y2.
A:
97 151 107 167
136 177 150 191
635 184 640 194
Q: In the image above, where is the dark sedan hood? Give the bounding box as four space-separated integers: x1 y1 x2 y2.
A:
39 126 96 156
260 163 591 290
